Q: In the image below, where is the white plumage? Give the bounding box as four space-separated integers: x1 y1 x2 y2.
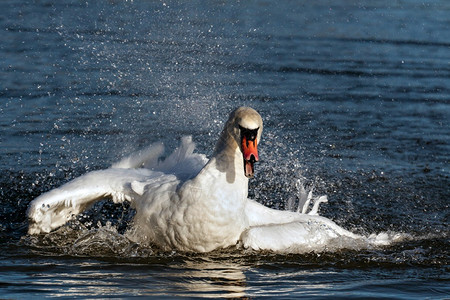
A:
28 107 362 253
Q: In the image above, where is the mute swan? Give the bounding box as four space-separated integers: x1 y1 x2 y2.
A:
27 107 361 252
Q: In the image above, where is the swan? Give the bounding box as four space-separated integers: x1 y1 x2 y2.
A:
27 107 361 253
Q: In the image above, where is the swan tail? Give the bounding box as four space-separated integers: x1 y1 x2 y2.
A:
111 137 207 181
155 136 208 180
111 142 165 169
27 168 150 235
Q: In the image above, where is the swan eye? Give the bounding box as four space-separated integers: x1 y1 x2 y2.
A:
239 126 258 142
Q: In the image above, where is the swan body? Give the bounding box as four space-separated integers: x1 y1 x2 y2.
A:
28 107 361 252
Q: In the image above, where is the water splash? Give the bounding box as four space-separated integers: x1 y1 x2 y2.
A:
22 220 154 258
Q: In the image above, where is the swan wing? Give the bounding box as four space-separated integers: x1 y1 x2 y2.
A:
27 168 161 234
243 199 361 252
245 199 306 226
27 137 205 236
242 218 361 252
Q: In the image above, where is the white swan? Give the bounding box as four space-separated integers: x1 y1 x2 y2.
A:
27 107 362 252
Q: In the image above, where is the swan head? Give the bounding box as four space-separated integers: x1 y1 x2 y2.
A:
227 107 263 178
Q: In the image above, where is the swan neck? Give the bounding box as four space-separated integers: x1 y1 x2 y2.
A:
213 129 238 157
209 128 248 184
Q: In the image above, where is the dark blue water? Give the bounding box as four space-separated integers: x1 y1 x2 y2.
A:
1 0 449 298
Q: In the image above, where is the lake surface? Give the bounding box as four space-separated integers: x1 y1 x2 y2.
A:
0 0 449 298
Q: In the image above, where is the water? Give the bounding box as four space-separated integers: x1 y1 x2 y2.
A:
1 0 449 298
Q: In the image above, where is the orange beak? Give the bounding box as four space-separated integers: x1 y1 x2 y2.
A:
242 135 259 178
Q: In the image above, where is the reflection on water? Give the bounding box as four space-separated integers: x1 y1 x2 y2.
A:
3 235 450 298
21 227 249 297
176 259 248 298
18 256 249 298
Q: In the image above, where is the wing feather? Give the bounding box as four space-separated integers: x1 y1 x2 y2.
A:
27 168 153 234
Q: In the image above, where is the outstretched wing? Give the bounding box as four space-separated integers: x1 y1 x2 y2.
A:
28 137 205 235
27 168 160 235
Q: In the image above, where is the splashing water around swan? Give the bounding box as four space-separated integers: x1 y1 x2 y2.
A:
27 107 402 253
